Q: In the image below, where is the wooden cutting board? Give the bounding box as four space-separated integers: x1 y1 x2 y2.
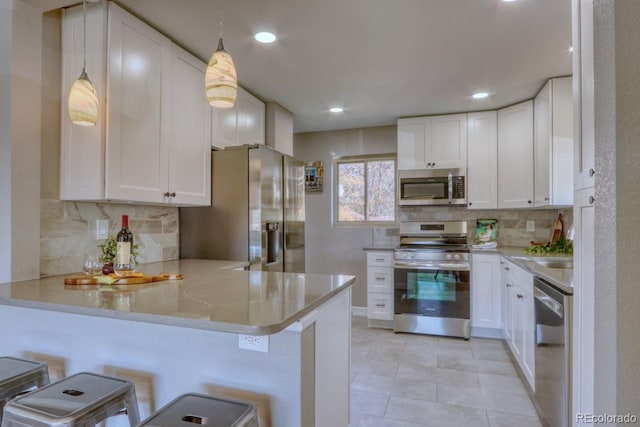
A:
549 213 564 244
64 273 183 286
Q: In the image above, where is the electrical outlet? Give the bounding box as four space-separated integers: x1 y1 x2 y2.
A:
526 220 535 232
238 334 269 352
96 220 109 239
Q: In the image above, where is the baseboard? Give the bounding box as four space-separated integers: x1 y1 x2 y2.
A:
471 327 505 340
351 306 367 317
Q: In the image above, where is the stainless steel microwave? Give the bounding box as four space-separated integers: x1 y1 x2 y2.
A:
398 168 466 206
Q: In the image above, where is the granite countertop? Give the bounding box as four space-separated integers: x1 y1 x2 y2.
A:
472 246 573 294
0 259 355 335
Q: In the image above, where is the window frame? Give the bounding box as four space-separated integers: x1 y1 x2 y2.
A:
333 153 397 227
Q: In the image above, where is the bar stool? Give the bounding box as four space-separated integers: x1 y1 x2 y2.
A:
137 393 258 427
0 357 50 422
1 372 140 427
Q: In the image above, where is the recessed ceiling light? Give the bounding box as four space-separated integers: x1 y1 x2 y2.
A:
330 107 344 113
472 92 490 100
254 32 277 44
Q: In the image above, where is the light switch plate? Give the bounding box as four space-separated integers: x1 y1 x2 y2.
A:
96 220 109 239
526 220 535 232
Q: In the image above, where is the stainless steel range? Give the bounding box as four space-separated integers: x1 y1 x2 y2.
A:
393 221 471 339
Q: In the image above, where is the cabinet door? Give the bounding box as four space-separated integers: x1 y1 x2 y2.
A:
534 80 552 207
60 2 107 200
467 111 498 209
551 77 574 205
167 46 212 206
511 283 524 361
519 274 535 391
572 187 595 420
501 259 514 343
237 87 265 145
367 293 393 320
397 117 429 170
367 267 393 294
471 254 501 330
211 103 238 149
498 100 534 208
429 113 467 169
573 0 595 191
106 3 172 203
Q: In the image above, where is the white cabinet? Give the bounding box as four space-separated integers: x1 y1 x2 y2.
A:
266 101 294 157
500 257 535 391
573 0 595 191
471 253 502 333
498 100 534 208
534 77 574 207
467 111 498 209
397 114 467 170
366 251 394 326
60 2 211 206
211 86 265 149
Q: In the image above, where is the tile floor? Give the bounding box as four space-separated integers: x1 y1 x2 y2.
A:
350 316 543 427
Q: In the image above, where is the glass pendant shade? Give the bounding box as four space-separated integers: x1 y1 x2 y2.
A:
205 38 237 108
68 68 99 126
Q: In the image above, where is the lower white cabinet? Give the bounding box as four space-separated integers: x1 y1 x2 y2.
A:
366 251 394 325
501 257 535 391
471 253 502 333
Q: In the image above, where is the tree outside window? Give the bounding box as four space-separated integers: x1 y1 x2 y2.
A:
335 156 396 225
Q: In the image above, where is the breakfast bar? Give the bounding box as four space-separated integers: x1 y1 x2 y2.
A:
0 260 355 426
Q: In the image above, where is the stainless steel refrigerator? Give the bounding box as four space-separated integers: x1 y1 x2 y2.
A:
179 145 305 272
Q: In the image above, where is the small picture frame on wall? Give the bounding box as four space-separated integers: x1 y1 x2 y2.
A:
305 161 324 192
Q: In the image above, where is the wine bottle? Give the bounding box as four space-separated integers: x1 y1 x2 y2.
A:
114 214 134 276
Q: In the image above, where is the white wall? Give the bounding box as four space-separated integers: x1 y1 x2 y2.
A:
0 0 42 282
294 126 397 307
593 0 640 415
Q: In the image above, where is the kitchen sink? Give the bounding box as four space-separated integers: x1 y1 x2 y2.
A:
534 259 573 269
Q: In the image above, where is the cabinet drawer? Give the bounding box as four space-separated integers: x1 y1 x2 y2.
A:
367 267 393 293
367 293 394 320
367 251 393 267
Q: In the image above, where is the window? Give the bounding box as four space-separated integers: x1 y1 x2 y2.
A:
335 155 396 225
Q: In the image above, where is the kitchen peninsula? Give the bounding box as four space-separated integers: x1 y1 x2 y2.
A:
0 259 355 426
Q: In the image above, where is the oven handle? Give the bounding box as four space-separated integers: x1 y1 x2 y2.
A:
394 263 470 272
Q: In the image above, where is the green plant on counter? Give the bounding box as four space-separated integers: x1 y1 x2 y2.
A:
523 236 573 255
98 234 139 263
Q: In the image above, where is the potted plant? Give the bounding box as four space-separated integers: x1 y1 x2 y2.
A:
98 234 139 274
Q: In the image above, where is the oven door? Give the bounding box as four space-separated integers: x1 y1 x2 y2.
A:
394 264 470 319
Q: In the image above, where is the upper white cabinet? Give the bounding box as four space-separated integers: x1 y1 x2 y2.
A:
265 101 294 157
211 86 265 149
61 2 211 206
497 100 534 208
573 0 595 191
467 111 498 209
397 114 467 170
534 77 574 207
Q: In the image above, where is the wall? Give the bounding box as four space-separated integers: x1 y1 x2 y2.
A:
295 125 573 308
0 0 13 282
294 126 397 307
39 10 179 277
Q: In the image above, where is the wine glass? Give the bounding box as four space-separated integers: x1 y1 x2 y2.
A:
82 254 101 276
113 257 136 277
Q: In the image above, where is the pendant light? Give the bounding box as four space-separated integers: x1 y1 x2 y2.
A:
205 5 237 108
68 0 99 126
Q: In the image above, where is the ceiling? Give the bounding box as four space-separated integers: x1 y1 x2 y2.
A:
25 0 572 133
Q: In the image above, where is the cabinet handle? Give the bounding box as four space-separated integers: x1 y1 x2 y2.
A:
544 197 549 201
376 303 386 308
163 192 171 197
517 293 524 299
170 192 176 197
589 195 595 204
506 283 513 288
589 168 595 177
376 277 385 281
375 258 385 262
468 202 473 206
432 163 436 167
528 200 532 204
504 266 510 271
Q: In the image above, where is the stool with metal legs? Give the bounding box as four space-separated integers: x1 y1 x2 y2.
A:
0 357 50 423
1 371 140 427
137 393 258 427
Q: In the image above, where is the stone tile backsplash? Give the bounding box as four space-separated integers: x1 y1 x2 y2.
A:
396 206 573 247
40 199 179 276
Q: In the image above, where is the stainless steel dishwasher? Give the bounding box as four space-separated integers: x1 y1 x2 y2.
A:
533 277 572 427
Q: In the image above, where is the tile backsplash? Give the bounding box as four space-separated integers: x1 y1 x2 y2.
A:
373 207 573 248
40 199 179 276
